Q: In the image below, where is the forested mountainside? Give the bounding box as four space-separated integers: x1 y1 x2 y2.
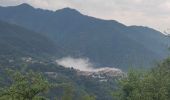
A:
0 20 63 58
0 4 169 70
0 56 121 100
0 20 121 100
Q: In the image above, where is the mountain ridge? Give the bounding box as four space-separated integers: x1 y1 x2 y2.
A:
0 3 169 70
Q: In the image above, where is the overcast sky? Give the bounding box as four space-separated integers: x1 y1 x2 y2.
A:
0 0 170 32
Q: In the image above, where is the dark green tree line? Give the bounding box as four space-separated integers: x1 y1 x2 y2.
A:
0 70 51 100
114 58 170 100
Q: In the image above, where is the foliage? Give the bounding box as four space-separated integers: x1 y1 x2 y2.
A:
0 70 51 100
81 94 96 100
0 66 99 100
114 58 170 100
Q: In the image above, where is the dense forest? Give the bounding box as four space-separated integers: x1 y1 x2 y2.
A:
114 58 170 100
0 57 117 100
0 57 170 100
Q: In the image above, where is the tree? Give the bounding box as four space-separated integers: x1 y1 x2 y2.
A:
114 58 170 100
61 84 74 100
81 94 96 100
0 70 51 100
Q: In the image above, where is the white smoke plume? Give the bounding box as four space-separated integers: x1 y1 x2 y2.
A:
56 56 95 71
56 56 122 72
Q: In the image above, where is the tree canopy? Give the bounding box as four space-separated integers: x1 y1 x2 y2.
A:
114 58 170 100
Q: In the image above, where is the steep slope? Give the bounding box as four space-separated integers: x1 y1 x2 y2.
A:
0 4 169 69
128 26 170 57
0 20 61 58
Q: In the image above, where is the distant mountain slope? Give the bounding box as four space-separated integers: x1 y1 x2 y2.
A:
0 20 61 57
0 3 169 69
128 26 170 57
